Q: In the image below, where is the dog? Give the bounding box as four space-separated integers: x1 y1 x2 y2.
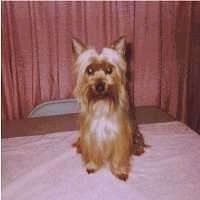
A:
72 36 146 181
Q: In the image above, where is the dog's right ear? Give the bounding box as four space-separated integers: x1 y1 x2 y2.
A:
112 36 126 57
72 38 87 58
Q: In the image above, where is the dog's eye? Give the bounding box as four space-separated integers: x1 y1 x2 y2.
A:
105 66 113 74
86 66 94 75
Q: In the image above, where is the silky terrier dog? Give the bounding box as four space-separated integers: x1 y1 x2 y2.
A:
72 36 146 181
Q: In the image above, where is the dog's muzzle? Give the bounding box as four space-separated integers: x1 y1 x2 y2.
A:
95 81 105 94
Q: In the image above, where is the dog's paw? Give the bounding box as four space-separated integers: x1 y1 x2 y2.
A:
133 130 150 156
133 143 151 156
133 144 145 156
86 168 96 174
111 164 129 181
86 162 98 174
116 173 128 181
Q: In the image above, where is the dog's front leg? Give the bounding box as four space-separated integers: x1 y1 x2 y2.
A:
80 133 103 174
110 132 132 181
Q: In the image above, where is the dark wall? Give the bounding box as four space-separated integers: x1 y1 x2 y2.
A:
187 2 200 133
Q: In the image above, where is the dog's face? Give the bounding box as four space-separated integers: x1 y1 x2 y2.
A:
72 37 128 112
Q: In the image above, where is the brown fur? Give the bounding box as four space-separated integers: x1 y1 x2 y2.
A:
78 109 133 180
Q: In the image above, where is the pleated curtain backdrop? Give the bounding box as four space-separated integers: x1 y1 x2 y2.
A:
2 2 196 128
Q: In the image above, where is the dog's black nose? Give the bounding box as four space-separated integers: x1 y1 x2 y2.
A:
95 82 105 93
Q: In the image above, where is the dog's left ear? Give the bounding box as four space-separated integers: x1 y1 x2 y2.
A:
72 38 87 58
112 36 126 56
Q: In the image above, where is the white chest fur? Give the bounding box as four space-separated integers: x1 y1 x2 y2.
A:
90 115 118 142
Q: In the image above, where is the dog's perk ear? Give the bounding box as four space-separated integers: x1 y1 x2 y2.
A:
72 38 87 58
112 36 126 56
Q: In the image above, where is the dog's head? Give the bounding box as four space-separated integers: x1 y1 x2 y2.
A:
72 36 128 113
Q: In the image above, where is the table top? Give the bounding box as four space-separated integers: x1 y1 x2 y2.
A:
2 106 174 138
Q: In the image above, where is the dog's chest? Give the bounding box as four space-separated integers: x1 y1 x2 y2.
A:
90 116 118 141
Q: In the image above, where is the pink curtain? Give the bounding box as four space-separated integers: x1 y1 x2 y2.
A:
2 2 198 131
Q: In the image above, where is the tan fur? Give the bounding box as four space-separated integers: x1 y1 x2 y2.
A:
72 36 134 181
